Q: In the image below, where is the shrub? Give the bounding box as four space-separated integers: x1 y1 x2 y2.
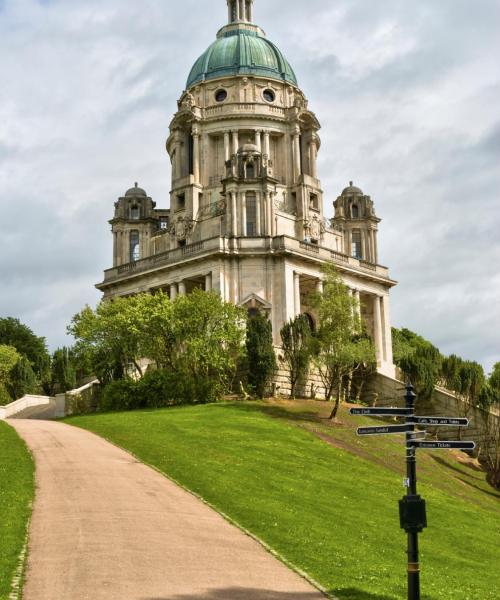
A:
246 312 276 398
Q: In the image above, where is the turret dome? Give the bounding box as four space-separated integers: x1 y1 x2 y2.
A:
342 182 364 196
186 25 298 89
125 183 147 197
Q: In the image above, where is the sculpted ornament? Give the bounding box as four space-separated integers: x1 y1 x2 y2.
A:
171 217 194 241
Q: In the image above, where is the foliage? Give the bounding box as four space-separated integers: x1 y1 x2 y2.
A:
51 347 77 393
0 345 21 405
280 315 312 399
479 411 500 489
312 265 376 417
0 317 51 391
246 312 276 398
0 421 35 598
69 402 500 600
70 290 246 403
440 353 487 414
7 355 38 400
488 362 500 401
392 328 442 399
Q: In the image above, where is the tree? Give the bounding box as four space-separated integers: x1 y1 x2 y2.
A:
488 363 500 401
479 411 500 489
312 265 376 419
7 355 38 400
0 317 51 392
51 347 77 393
0 345 21 405
392 328 442 399
280 315 312 399
246 312 277 398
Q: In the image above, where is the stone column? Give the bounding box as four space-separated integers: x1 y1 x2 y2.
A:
170 283 178 300
228 1 232 23
247 1 253 22
255 191 262 236
178 281 187 297
381 295 394 367
205 272 212 291
263 131 270 158
270 193 277 236
224 131 231 163
192 127 200 183
294 272 301 316
373 295 383 365
232 130 239 156
310 140 318 178
239 0 245 21
241 191 247 236
235 0 240 20
371 229 378 264
316 279 324 294
354 289 361 319
231 192 238 236
292 127 301 181
255 130 262 153
174 142 182 180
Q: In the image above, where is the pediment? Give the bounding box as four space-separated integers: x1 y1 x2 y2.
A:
238 293 272 311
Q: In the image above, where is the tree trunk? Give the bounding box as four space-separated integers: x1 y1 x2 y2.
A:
329 387 341 420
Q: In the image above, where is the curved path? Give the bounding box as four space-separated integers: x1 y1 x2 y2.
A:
10 419 326 600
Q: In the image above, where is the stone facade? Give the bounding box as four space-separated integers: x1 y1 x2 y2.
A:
96 0 397 379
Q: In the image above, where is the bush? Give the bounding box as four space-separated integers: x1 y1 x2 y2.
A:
98 369 222 413
246 312 276 398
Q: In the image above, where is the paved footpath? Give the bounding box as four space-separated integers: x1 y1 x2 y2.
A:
10 419 326 600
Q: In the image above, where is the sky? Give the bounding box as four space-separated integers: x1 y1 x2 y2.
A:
0 0 499 373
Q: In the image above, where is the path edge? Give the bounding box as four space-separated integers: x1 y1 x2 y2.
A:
66 421 338 600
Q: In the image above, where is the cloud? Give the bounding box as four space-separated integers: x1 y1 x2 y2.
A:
0 0 498 373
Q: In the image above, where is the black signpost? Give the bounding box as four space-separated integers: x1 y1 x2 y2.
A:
350 383 475 600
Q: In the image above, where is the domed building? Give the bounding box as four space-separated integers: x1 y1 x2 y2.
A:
97 0 396 386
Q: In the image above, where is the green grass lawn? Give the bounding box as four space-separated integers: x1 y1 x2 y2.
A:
0 422 34 600
67 401 500 600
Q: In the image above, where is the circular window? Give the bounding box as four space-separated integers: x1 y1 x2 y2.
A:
263 89 275 103
215 89 227 103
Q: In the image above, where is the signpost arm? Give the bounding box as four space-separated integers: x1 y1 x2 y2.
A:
405 384 420 600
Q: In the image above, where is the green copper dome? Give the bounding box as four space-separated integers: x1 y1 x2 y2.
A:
187 26 298 89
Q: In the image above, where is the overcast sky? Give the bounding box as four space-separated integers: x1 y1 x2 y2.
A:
0 0 499 373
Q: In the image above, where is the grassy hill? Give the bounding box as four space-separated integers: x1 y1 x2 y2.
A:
66 400 500 600
0 422 34 600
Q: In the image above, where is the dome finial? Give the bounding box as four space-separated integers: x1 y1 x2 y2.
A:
349 181 353 187
227 0 254 24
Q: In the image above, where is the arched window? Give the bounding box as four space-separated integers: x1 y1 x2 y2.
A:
246 161 255 178
131 205 140 220
352 204 359 219
130 231 140 262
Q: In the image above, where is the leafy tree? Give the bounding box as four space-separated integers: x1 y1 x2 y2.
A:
280 315 312 399
0 345 21 405
312 265 376 419
7 355 38 400
392 328 442 399
246 312 277 398
479 411 500 489
51 347 77 393
488 363 500 401
0 317 51 391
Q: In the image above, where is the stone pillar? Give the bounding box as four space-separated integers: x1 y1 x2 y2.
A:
241 191 247 236
354 289 361 319
373 295 383 365
192 127 200 183
316 279 324 294
255 130 262 153
263 131 270 158
371 229 378 264
239 0 245 21
255 191 262 236
232 130 239 156
174 142 182 180
293 127 301 181
310 140 318 178
224 131 231 162
294 272 301 316
235 0 240 20
178 281 187 297
170 283 178 300
381 295 394 367
270 193 277 236
205 272 212 291
228 1 232 23
247 1 253 22
231 192 238 236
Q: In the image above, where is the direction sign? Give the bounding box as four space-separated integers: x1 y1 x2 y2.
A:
410 416 469 427
408 440 476 451
357 424 410 436
350 407 413 417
